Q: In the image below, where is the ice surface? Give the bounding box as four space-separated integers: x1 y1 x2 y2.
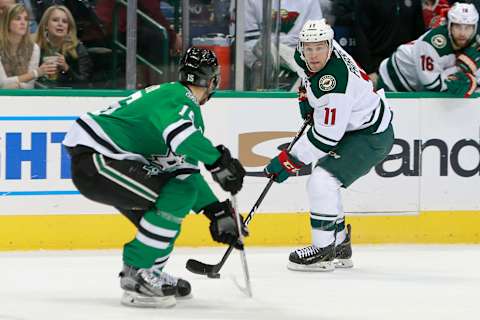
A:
1 245 478 320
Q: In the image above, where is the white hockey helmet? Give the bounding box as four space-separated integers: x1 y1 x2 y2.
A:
297 19 334 72
447 2 479 39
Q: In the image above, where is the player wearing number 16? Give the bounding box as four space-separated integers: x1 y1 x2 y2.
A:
264 20 394 272
377 3 479 97
63 47 247 308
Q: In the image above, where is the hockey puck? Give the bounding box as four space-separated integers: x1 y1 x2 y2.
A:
207 273 220 279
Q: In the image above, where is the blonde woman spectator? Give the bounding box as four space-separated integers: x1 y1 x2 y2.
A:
36 5 92 88
0 4 54 89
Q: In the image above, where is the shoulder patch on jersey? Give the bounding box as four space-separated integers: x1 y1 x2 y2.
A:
431 34 447 49
318 75 336 91
422 25 454 57
309 52 348 99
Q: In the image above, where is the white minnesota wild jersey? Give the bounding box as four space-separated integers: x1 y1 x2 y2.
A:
291 40 393 164
378 25 459 92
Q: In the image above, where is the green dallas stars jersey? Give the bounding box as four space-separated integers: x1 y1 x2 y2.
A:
63 81 220 177
291 40 393 164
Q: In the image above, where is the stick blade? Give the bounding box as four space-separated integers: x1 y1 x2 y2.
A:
186 258 220 278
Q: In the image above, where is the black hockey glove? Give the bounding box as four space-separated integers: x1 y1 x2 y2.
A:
205 145 246 195
203 200 249 249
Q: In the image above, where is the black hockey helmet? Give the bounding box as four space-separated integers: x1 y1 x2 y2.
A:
179 47 220 89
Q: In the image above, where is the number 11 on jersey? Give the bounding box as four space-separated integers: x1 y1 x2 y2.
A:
324 107 336 126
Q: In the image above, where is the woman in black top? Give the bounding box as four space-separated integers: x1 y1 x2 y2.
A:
35 5 92 88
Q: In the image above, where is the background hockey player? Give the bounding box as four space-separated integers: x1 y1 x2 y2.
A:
63 47 247 308
377 2 480 97
264 20 394 272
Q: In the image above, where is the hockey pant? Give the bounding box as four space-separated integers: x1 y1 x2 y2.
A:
67 145 198 269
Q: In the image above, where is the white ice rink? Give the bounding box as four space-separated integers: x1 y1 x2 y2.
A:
1 245 479 320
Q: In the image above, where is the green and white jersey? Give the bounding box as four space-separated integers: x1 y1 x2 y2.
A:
378 25 459 92
63 82 220 177
291 40 393 164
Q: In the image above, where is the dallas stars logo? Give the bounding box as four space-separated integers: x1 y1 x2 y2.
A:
149 150 185 171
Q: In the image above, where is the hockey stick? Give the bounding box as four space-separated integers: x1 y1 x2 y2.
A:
231 195 253 297
186 117 311 278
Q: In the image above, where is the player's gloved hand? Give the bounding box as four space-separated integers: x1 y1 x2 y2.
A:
205 145 246 195
203 200 249 249
445 71 477 98
264 150 305 183
457 44 480 74
298 86 313 122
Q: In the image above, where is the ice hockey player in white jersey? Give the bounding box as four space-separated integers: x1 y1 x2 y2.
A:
264 20 394 272
377 2 480 97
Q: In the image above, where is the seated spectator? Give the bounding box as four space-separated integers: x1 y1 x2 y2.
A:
35 5 92 88
0 0 15 16
0 4 54 89
230 0 323 90
377 3 480 97
422 0 450 29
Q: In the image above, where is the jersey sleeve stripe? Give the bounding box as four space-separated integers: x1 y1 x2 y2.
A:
424 75 442 91
77 118 119 154
391 54 415 91
307 129 336 153
169 125 197 152
162 119 192 142
311 126 339 144
165 122 193 148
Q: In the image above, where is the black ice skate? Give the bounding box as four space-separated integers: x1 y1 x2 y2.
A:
334 224 353 268
287 243 335 272
119 264 190 308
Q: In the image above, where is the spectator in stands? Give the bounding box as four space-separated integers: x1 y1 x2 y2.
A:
377 2 480 97
423 0 450 29
0 4 55 89
0 0 14 16
230 0 323 90
35 5 92 88
334 0 425 85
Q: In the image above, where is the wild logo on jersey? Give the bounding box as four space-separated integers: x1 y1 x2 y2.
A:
431 34 447 49
318 75 336 91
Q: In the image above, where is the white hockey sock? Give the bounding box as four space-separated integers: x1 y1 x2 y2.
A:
312 229 335 248
335 228 346 245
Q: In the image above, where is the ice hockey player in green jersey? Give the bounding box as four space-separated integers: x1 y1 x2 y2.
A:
264 20 394 272
63 47 247 308
378 2 480 97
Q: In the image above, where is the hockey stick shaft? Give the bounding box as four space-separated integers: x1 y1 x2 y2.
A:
185 118 311 276
232 195 253 297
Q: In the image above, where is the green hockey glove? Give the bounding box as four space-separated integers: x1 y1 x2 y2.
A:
445 71 477 98
264 150 305 183
457 45 480 74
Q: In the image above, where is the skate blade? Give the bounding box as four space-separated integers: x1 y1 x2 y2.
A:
287 260 334 272
334 258 353 268
121 290 176 308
